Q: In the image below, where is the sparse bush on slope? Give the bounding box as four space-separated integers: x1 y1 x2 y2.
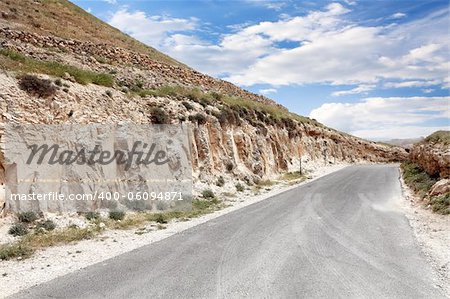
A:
18 75 57 98
401 161 449 214
401 162 437 198
1 49 114 87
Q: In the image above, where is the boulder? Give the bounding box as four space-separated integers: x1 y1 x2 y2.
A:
429 179 450 197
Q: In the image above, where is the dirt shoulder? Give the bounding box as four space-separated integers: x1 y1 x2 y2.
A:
399 173 450 297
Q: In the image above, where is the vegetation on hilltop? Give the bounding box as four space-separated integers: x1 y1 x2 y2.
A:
0 49 114 86
423 130 450 145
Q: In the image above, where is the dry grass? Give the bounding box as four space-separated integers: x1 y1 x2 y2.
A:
0 226 98 261
256 179 275 187
21 227 98 249
401 161 449 215
429 193 450 215
281 171 307 181
0 198 223 261
0 49 114 87
0 243 34 261
424 130 450 146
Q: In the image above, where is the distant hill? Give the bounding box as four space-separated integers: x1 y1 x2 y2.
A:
382 137 424 149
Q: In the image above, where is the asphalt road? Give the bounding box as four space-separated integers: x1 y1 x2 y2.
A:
11 165 445 298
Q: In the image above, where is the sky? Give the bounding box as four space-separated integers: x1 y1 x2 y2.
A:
73 0 449 140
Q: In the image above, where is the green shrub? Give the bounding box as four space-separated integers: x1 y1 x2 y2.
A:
18 75 57 98
192 197 220 211
17 211 38 223
202 189 215 199
109 210 125 221
210 92 222 101
401 162 437 198
189 113 207 125
216 176 225 187
235 183 244 192
8 223 29 237
36 220 56 231
430 193 450 215
154 214 168 224
217 107 239 126
182 101 194 110
85 211 100 221
150 107 169 124
0 243 34 261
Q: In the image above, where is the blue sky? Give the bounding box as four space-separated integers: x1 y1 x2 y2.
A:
73 0 449 140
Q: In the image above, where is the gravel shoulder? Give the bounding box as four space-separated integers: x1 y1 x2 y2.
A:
399 171 450 297
0 164 347 298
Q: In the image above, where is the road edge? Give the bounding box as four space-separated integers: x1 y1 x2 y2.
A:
398 167 450 297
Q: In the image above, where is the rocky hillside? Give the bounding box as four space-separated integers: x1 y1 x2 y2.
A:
410 131 450 179
0 0 407 197
403 131 450 214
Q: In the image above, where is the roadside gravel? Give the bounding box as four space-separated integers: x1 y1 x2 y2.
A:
399 173 450 297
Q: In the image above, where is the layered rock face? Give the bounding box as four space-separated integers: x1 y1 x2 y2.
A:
0 72 406 186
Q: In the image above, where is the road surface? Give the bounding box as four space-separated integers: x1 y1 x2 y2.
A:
11 165 445 298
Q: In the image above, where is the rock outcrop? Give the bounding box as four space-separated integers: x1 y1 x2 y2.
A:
410 131 450 179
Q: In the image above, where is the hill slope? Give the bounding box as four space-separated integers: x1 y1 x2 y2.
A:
0 0 183 67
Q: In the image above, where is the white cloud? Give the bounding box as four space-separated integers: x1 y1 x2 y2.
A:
164 3 351 77
309 96 450 139
391 12 406 19
162 30 275 76
106 3 448 91
353 126 448 140
384 80 440 88
259 88 277 94
422 89 434 93
332 84 375 96
225 6 449 86
245 0 287 11
103 0 117 4
108 9 197 48
342 0 357 5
